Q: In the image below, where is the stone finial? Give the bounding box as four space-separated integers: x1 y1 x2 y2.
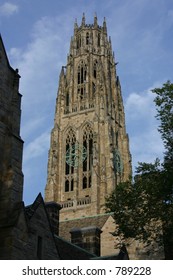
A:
81 13 85 26
74 18 78 30
103 17 107 33
94 13 98 27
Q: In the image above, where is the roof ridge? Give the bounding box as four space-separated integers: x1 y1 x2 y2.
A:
60 212 114 223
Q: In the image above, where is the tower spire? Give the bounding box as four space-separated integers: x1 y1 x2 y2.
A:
81 12 85 26
74 18 78 30
103 17 107 34
94 13 98 27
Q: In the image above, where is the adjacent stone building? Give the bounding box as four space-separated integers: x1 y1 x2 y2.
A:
45 14 132 256
0 35 60 259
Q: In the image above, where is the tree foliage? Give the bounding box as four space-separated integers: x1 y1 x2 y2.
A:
105 81 173 258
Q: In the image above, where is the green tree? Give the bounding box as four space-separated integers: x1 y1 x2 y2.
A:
105 81 173 259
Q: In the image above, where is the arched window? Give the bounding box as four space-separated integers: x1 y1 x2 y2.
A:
65 128 76 192
82 124 93 189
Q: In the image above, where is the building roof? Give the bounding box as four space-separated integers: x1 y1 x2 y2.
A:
55 235 96 260
59 213 114 241
92 245 129 260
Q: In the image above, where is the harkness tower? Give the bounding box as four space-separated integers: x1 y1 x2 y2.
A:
45 14 132 256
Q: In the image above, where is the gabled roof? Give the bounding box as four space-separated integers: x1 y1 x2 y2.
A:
59 213 114 241
0 34 12 70
0 34 20 77
92 245 129 260
54 235 96 260
25 193 45 220
25 193 97 260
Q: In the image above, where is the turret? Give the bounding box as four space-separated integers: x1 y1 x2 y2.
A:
81 13 85 26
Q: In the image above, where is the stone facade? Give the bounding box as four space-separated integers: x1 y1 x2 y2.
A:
0 36 60 259
45 15 132 218
45 14 132 256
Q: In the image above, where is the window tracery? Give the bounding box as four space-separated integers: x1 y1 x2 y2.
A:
65 128 76 192
77 60 87 100
82 124 93 189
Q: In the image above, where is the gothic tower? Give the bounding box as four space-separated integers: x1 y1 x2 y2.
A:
45 15 131 255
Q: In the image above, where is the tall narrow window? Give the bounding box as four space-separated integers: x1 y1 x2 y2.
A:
77 34 81 49
77 61 87 100
37 236 43 260
98 33 100 47
86 32 89 45
93 61 97 78
66 92 69 106
65 128 76 192
82 124 93 189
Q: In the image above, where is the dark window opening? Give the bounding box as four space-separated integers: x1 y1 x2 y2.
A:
66 93 69 106
81 67 84 83
98 33 100 47
83 158 87 172
83 177 87 189
77 35 81 49
93 61 97 79
86 32 89 45
71 165 74 174
78 70 80 84
80 87 84 99
82 125 93 189
65 180 69 192
66 163 69 175
37 236 43 260
89 176 92 188
71 179 74 191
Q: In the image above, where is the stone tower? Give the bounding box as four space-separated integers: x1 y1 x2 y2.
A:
45 14 131 222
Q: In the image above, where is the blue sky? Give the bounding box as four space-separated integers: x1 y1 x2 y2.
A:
0 0 172 205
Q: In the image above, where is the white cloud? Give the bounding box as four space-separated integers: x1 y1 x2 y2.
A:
0 2 19 16
125 84 164 172
10 16 69 109
21 116 47 139
24 131 50 162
